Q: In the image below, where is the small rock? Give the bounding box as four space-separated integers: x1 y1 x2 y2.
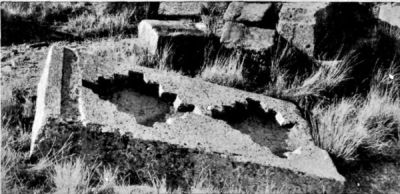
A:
377 3 400 28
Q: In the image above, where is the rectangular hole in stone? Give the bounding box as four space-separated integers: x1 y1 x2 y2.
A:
82 72 176 127
210 99 292 158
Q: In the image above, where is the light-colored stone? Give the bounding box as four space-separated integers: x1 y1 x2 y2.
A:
138 19 207 55
80 64 345 192
30 46 83 155
277 3 329 57
158 2 203 17
377 3 400 28
32 48 345 193
220 22 275 52
224 2 272 23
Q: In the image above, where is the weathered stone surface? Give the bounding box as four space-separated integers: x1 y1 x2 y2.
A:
30 46 83 155
277 3 329 57
220 22 275 52
82 67 345 192
137 19 216 75
31 47 345 193
224 2 272 23
201 2 230 37
138 19 207 55
36 119 344 193
377 3 400 28
277 3 377 59
158 2 203 17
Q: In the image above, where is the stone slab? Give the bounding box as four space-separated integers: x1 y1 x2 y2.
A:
220 22 275 52
31 46 345 193
277 3 329 57
158 2 203 17
138 19 207 55
277 3 377 59
137 19 213 75
224 2 272 23
82 62 345 191
30 45 83 155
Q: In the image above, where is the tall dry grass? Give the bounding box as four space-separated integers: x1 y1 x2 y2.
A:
311 64 400 162
0 2 86 23
52 158 92 194
62 9 135 38
264 44 355 102
199 53 245 87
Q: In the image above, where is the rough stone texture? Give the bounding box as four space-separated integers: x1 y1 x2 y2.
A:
201 2 230 37
138 19 207 55
220 22 275 52
277 3 377 59
158 2 203 18
81 66 345 189
137 19 217 75
277 3 329 57
36 119 344 193
30 46 82 155
377 3 400 28
224 2 272 23
31 47 345 193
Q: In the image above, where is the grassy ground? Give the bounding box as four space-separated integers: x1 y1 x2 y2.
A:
0 2 153 45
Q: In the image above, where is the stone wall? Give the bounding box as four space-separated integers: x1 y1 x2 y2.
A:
137 2 399 62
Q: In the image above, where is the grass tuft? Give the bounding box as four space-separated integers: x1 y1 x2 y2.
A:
62 9 135 38
312 68 400 162
52 158 92 194
199 53 245 87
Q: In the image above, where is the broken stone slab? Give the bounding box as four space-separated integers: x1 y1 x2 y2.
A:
158 2 203 19
30 45 83 156
31 47 345 193
224 2 274 24
82 67 313 151
220 21 275 52
81 69 345 191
